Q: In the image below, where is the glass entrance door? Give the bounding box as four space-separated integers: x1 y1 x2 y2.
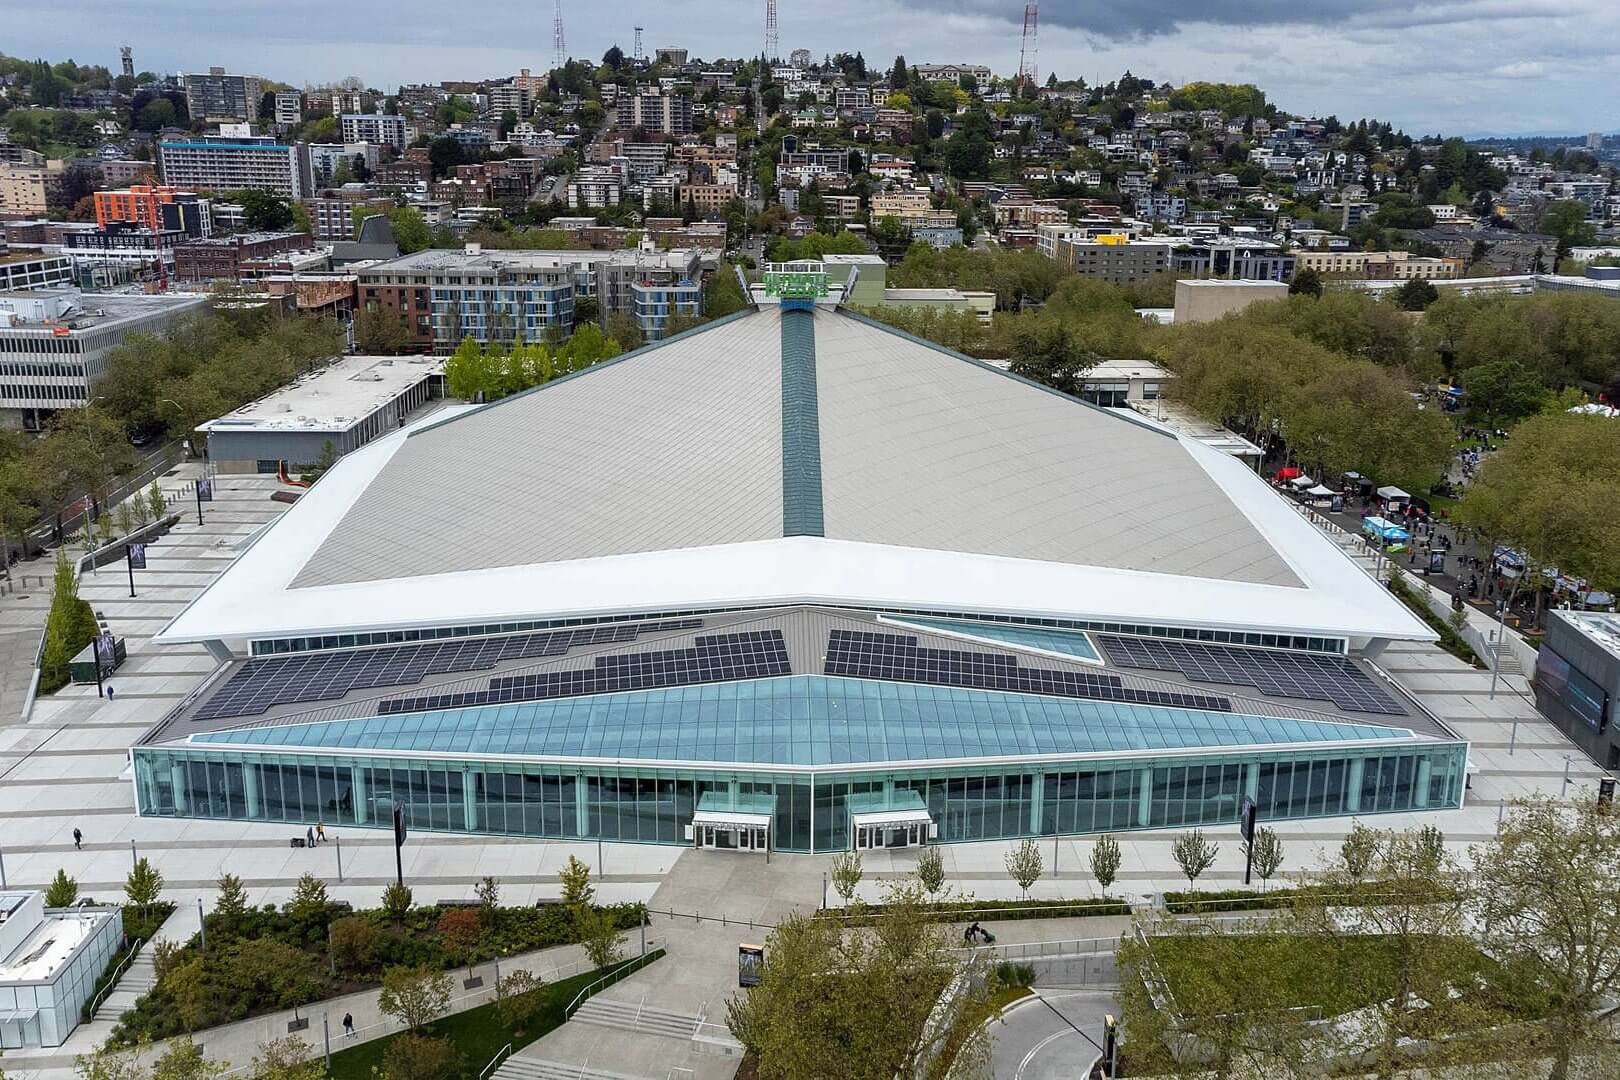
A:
697 822 767 852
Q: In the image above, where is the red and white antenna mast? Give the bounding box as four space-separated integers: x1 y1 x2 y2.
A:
765 0 779 62
553 0 566 70
1018 2 1039 88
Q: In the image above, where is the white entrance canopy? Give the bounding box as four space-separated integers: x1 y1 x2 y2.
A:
850 807 934 830
692 808 773 829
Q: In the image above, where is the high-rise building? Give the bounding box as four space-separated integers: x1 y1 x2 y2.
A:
615 91 693 136
93 184 213 238
159 138 308 199
274 92 304 126
339 114 407 150
183 67 263 123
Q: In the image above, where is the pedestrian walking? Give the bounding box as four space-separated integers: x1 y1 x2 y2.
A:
105 685 114 700
306 825 315 848
73 827 82 850
343 1012 355 1038
316 822 326 844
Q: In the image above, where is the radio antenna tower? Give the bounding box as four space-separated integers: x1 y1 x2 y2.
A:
633 26 644 62
1017 2 1039 88
553 0 566 70
764 0 779 62
120 46 134 79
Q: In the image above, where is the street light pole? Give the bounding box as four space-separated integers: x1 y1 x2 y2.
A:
1488 600 1507 701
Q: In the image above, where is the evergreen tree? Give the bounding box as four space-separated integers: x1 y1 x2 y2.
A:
889 55 908 89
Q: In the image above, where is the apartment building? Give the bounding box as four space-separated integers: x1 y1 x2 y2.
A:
0 163 63 217
0 289 208 429
568 167 624 209
174 231 312 282
489 83 533 118
340 114 407 150
914 63 992 92
1171 240 1296 282
304 193 392 241
159 139 308 198
93 185 212 238
307 143 383 187
992 200 1069 228
1053 237 1172 283
1294 250 1465 281
615 91 694 136
354 246 708 351
1036 223 1087 260
274 91 304 126
183 68 262 123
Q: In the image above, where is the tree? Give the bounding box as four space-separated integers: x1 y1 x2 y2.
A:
1004 839 1043 899
558 855 593 907
44 868 79 907
577 904 624 970
387 206 432 253
380 1034 465 1080
437 907 482 974
1339 820 1380 881
298 441 337 484
1171 830 1219 891
915 846 945 897
125 857 163 914
830 851 863 906
888 55 908 89
378 965 454 1032
1473 797 1620 1080
1008 318 1099 396
285 873 328 921
1541 199 1598 249
943 108 992 179
1250 827 1284 889
146 484 166 521
602 45 625 70
727 880 993 1080
329 915 376 972
1289 267 1323 297
149 1037 227 1080
475 875 500 926
1458 359 1546 428
245 1036 322 1080
1090 835 1121 898
235 191 294 231
495 968 546 1036
381 881 413 923
353 304 410 353
1394 277 1439 311
1456 412 1620 628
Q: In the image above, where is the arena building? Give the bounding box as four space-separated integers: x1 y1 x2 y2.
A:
134 271 1468 854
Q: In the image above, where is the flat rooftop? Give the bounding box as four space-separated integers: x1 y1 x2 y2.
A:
0 288 209 332
0 908 114 985
1176 278 1290 289
197 354 442 434
1562 611 1620 661
363 247 704 273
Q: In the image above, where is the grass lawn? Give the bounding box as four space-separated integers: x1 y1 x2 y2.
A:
325 951 663 1080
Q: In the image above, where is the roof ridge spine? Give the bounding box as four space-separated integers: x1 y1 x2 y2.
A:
780 308 825 537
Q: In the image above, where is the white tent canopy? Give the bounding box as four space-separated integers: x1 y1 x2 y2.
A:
1377 485 1411 501
1307 484 1336 496
1290 475 1317 489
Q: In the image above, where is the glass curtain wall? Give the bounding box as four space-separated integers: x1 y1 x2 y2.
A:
134 744 1467 852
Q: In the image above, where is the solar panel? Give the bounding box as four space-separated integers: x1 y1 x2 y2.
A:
823 631 1232 711
1093 635 1406 716
192 619 704 722
376 630 793 714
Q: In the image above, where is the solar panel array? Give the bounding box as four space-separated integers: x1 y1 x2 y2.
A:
1094 635 1406 716
377 630 792 714
193 619 704 721
824 630 1232 711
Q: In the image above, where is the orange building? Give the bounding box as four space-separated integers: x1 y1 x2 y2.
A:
94 185 184 230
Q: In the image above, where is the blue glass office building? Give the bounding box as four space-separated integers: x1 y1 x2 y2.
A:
142 293 1467 852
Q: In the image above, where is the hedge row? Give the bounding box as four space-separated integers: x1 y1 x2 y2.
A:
820 897 1131 925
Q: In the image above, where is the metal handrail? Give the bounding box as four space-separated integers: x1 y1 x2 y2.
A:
563 949 663 1020
477 1041 512 1080
88 937 144 1021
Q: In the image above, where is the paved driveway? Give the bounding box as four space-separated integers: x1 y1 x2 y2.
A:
990 988 1118 1080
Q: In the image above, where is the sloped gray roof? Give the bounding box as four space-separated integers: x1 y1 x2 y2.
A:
291 305 1299 590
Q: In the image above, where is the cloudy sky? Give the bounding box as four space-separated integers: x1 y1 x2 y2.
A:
10 0 1616 136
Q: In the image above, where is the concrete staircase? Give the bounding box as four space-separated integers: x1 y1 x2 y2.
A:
1492 642 1525 675
493 1057 657 1080
91 948 157 1024
569 996 701 1041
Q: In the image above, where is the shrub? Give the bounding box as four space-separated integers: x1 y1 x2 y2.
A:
330 915 376 972
382 1033 466 1080
495 968 546 1036
44 868 79 907
382 881 413 922
378 965 454 1032
994 961 1036 989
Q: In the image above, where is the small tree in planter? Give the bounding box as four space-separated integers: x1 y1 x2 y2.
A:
577 905 624 970
830 851 863 907
44 868 78 907
125 857 164 920
916 846 946 899
1340 821 1381 882
1090 835 1121 899
1251 827 1284 891
1171 830 1219 893
437 907 483 980
381 881 414 925
559 855 594 908
147 484 167 520
475 875 501 928
1005 839 1043 900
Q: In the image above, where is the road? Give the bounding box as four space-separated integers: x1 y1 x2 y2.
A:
991 989 1118 1080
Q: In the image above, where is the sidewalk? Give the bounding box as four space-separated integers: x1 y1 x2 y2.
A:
1 939 594 1080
